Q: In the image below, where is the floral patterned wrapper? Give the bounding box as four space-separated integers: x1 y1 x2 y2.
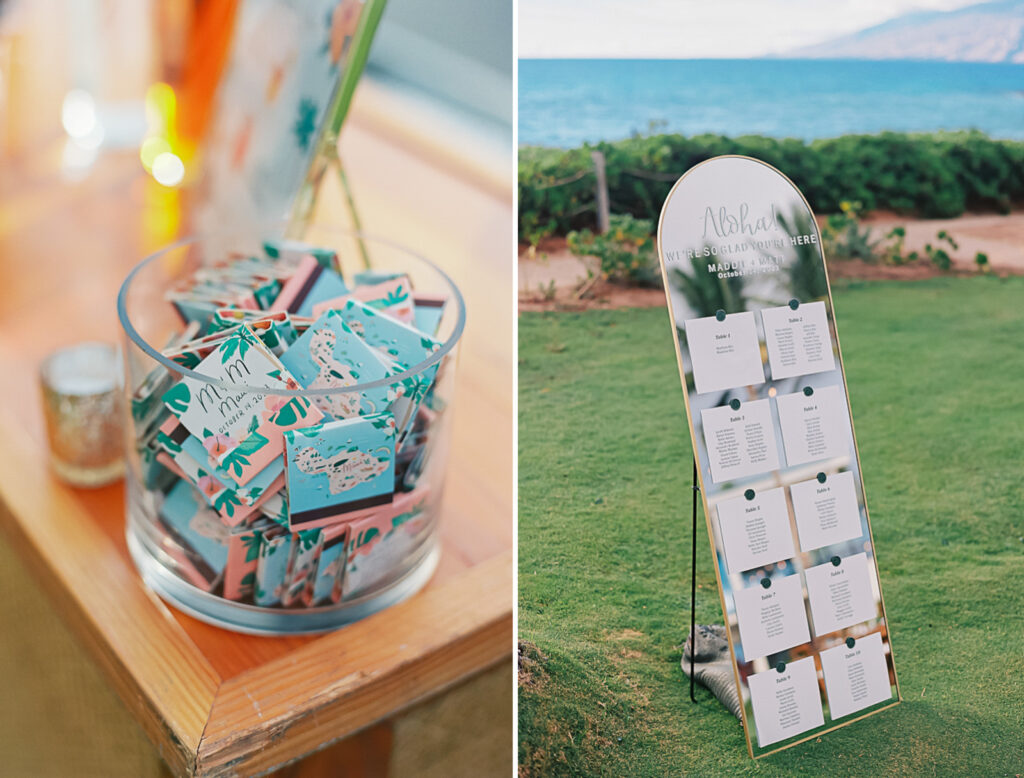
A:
161 325 324 487
208 313 299 359
342 485 433 600
313 522 349 605
271 254 349 317
262 239 341 275
158 480 231 591
353 269 402 286
156 415 285 526
155 451 263 527
223 523 270 601
283 413 396 531
279 309 407 424
331 299 442 446
258 492 289 528
130 363 175 436
167 287 259 331
312 275 415 325
412 292 447 336
138 424 178 493
254 526 291 607
282 528 323 607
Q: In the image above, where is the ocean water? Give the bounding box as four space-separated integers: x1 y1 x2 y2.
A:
518 59 1024 147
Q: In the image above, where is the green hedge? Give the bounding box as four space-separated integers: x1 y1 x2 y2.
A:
518 131 1024 242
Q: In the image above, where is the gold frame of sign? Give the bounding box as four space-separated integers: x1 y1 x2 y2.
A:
656 155 901 759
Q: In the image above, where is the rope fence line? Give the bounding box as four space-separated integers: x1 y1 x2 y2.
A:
522 153 687 236
520 132 1024 242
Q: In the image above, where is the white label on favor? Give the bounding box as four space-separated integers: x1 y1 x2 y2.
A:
805 552 877 637
748 656 825 747
685 311 765 394
820 631 893 719
761 301 835 380
717 487 795 574
701 399 780 484
790 471 862 553
734 573 810 661
775 385 848 467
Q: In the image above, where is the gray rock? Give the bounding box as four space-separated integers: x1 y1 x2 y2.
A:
681 625 742 720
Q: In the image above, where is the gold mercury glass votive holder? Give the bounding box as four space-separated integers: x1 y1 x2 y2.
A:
40 342 126 488
116 229 465 634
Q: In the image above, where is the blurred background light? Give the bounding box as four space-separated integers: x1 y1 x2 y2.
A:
61 88 99 140
139 135 171 171
151 151 184 187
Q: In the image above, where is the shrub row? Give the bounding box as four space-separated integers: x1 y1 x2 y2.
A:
518 131 1024 242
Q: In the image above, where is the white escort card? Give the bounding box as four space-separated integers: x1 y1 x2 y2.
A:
805 552 877 636
685 311 765 394
820 632 893 719
761 301 835 380
775 385 848 467
700 399 780 484
790 471 862 552
733 573 810 660
748 657 825 747
717 487 795 574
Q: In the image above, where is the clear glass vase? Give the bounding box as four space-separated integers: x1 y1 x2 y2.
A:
117 229 464 634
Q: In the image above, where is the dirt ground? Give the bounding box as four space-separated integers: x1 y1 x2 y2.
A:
518 211 1024 311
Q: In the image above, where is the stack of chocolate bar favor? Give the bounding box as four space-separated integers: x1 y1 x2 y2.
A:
130 239 450 608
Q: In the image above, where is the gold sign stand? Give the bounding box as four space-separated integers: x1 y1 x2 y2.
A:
656 155 901 759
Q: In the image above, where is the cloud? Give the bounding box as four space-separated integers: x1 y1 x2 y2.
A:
518 0 983 58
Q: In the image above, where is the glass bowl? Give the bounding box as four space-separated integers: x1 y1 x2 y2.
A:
117 228 465 634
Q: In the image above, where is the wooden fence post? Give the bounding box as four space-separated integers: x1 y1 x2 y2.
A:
591 150 611 234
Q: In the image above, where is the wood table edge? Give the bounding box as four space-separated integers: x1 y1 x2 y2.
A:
195 551 513 777
0 411 221 776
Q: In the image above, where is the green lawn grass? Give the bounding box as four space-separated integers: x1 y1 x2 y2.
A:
518 277 1024 776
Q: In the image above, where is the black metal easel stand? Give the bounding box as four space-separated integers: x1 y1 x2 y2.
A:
690 458 698 703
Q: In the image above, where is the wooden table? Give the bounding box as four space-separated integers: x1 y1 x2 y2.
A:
0 32 513 775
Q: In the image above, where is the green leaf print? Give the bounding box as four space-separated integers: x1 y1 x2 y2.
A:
171 351 201 369
272 398 312 427
369 415 391 431
237 331 252 359
221 449 250 478
240 571 256 589
298 529 319 552
162 382 191 416
383 286 408 306
213 490 241 517
156 430 182 455
236 428 269 456
272 401 298 427
219 336 238 363
243 533 262 563
293 98 317 151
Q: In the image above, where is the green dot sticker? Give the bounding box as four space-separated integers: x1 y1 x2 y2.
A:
817 472 827 484
789 299 800 310
775 661 787 673
744 489 755 501
831 555 842 567
846 637 856 649
760 577 772 589
729 398 741 411
715 309 726 322
803 386 814 397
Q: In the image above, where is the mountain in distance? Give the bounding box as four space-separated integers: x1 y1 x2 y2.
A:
785 0 1024 63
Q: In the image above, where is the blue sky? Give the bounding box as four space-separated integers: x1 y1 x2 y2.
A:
518 0 983 58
